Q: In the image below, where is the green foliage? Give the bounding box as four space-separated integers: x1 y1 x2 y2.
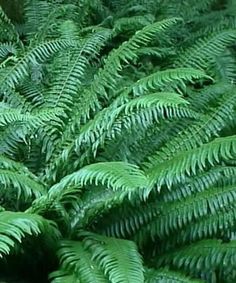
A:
0 0 236 283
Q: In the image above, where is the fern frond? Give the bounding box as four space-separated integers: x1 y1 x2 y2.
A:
0 39 75 91
24 0 55 39
171 204 236 244
135 47 171 59
57 240 109 283
132 68 210 96
82 232 144 283
29 162 148 214
44 91 193 180
176 30 236 70
136 184 236 242
145 90 236 169
74 92 192 155
148 135 236 188
0 43 17 62
45 29 111 110
0 6 19 42
50 162 148 199
188 82 233 111
79 17 181 120
209 50 236 82
0 169 45 201
157 239 236 273
160 166 236 202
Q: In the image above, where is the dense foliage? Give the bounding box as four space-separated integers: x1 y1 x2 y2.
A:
0 0 236 282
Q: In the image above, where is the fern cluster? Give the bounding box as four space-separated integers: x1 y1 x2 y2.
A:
0 0 235 282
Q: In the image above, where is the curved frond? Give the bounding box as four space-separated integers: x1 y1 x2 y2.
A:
132 68 210 96
50 162 148 199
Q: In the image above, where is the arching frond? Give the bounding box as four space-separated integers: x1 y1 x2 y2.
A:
132 68 210 96
50 162 148 199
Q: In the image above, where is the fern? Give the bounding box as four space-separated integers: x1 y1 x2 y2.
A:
0 1 236 282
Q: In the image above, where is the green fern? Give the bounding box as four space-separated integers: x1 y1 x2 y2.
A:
0 1 236 282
